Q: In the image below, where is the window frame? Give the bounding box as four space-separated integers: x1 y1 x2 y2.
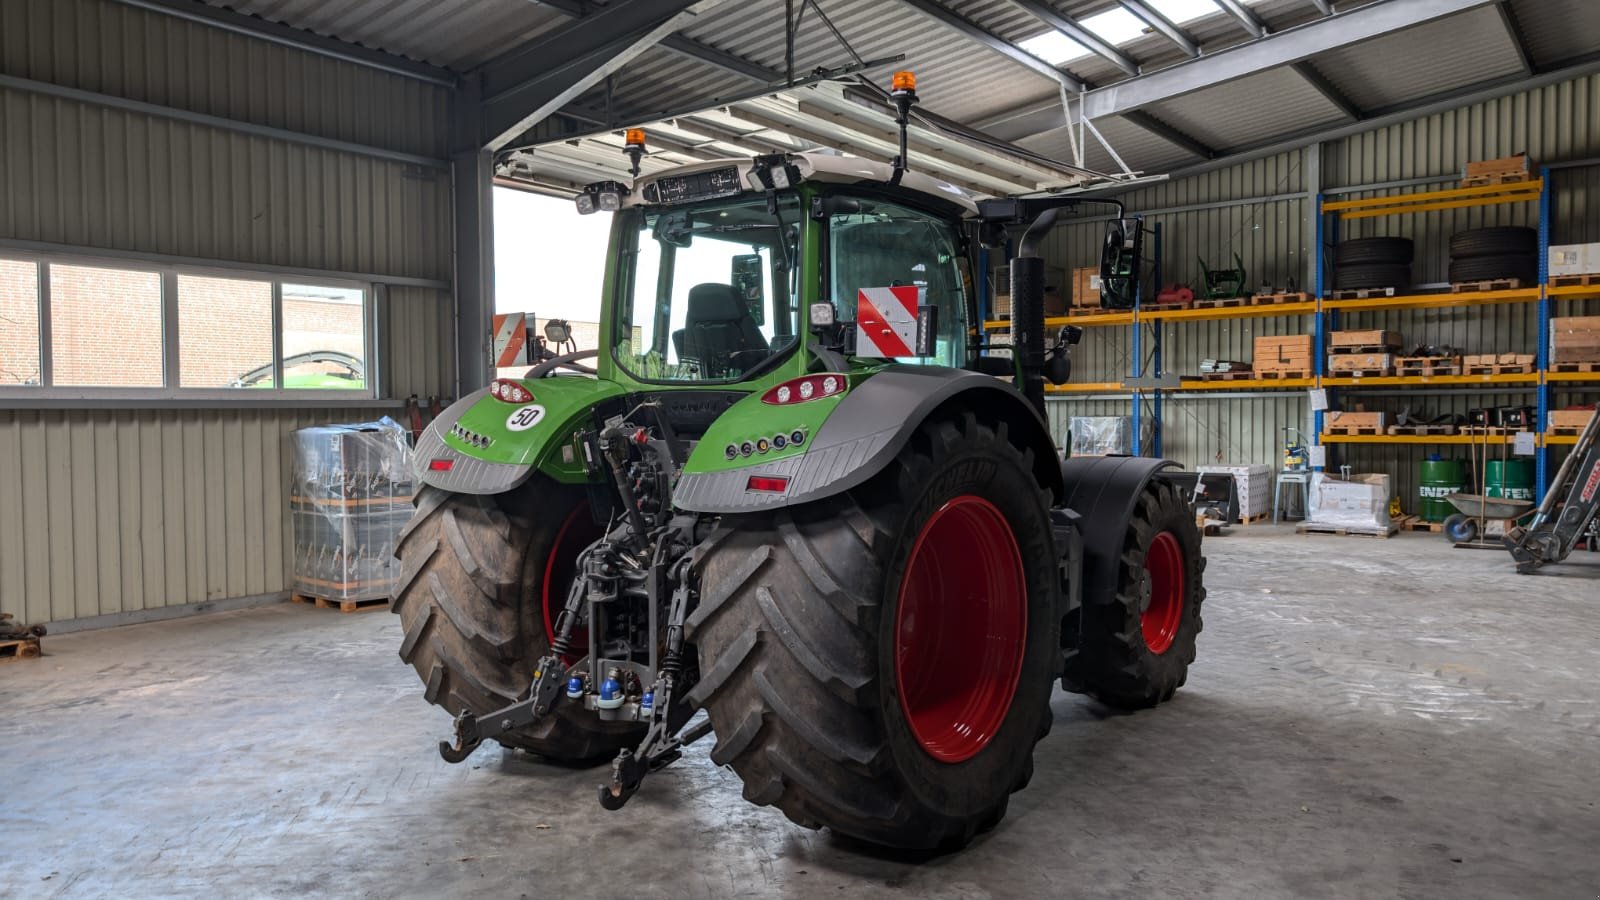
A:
0 250 379 405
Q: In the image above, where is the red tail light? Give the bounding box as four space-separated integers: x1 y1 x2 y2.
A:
429 458 454 472
746 476 790 493
761 374 847 405
489 379 535 404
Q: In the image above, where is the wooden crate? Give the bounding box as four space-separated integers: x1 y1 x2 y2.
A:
1461 154 1531 186
1329 353 1395 373
1326 410 1386 429
1330 330 1403 352
1549 409 1597 431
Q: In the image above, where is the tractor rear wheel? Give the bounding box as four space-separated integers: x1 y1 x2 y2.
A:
392 480 644 761
1062 479 1205 709
687 413 1060 850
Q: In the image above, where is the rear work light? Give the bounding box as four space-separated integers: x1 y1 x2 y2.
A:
489 379 535 404
761 374 846 405
429 458 454 472
746 476 789 493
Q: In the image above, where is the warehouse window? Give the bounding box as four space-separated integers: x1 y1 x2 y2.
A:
0 258 41 385
0 253 374 400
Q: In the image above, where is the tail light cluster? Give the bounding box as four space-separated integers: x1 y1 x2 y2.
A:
489 379 535 404
761 374 846 405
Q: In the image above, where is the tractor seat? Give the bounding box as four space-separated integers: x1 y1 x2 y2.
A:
673 283 769 375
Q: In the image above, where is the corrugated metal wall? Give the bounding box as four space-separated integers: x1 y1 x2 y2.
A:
0 0 455 625
1038 76 1600 511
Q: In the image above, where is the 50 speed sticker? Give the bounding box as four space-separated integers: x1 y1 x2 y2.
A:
506 404 546 432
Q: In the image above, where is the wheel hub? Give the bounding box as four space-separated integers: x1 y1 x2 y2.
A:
894 495 1027 764
1140 530 1185 655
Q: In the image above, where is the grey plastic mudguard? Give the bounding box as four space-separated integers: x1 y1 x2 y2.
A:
1059 455 1179 610
673 366 1063 514
412 388 537 495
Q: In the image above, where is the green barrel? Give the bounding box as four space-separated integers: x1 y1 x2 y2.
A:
1418 458 1467 522
1486 459 1535 501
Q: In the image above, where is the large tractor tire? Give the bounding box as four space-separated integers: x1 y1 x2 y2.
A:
392 479 644 761
1062 479 1206 709
687 413 1061 850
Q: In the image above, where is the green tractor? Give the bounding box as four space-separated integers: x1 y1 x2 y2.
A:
396 84 1205 851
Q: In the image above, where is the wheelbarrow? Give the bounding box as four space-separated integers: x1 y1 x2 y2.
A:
1440 493 1535 546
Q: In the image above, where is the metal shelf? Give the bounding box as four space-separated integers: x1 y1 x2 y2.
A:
1044 382 1127 394
1142 301 1317 322
1320 433 1524 445
1321 287 1540 312
1177 378 1316 391
1547 284 1600 301
1321 373 1540 387
983 312 1135 330
1545 433 1581 445
1547 371 1600 383
1321 178 1543 220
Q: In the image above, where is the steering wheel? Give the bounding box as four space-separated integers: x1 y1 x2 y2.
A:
526 348 599 378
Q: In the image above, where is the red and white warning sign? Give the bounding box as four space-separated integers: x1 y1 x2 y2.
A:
492 312 529 367
855 286 921 358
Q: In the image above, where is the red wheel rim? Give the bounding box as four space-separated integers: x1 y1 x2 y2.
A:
894 495 1027 764
542 503 601 663
1141 530 1185 655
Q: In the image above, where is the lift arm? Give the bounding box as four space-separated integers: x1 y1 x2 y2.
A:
1504 408 1600 572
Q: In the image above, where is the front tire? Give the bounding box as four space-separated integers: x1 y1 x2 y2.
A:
1063 479 1206 709
392 479 644 761
687 413 1060 850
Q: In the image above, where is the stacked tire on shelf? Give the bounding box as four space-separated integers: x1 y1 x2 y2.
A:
1335 237 1413 291
1448 226 1538 285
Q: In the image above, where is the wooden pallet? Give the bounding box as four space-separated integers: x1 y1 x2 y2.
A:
1324 425 1384 436
1459 173 1536 188
1328 368 1395 378
1250 291 1313 306
1396 357 1463 376
1326 286 1398 300
1254 369 1312 380
1465 364 1535 375
1398 515 1445 533
1549 426 1589 436
1067 307 1108 317
1451 278 1524 293
1199 370 1258 381
1550 361 1600 373
1296 523 1399 538
1460 426 1522 436
292 593 390 613
1387 423 1458 436
1193 296 1251 309
1549 272 1600 288
1142 301 1193 313
1237 511 1272 525
0 636 42 664
1329 344 1399 355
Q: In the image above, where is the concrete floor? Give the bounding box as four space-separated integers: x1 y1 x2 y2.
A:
5 527 1599 899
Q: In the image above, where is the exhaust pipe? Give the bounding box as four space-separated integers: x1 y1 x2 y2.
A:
1011 208 1062 418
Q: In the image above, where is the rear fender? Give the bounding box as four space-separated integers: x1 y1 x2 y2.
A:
1059 455 1180 610
413 377 624 495
673 366 1062 513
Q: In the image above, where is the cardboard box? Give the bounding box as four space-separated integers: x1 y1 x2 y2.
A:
1330 329 1404 351
1309 473 1392 530
1072 267 1102 308
1548 243 1600 278
1549 409 1596 430
1326 411 1387 428
991 293 1011 318
1328 353 1394 372
1253 335 1314 372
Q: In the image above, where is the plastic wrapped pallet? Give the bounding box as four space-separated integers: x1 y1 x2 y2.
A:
1307 473 1393 532
290 417 415 604
1068 416 1152 457
1197 464 1272 520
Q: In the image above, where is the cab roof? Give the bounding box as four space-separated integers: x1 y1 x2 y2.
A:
622 153 980 218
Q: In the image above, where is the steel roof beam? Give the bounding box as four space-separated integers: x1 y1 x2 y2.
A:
1002 0 1140 76
1306 0 1334 15
522 0 781 82
1291 61 1361 120
1123 112 1216 159
1080 0 1498 120
477 0 734 150
1495 1 1534 76
103 0 456 86
892 0 1084 91
1118 1 1200 57
1214 0 1268 38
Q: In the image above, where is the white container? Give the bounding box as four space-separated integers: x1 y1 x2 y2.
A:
1549 243 1600 277
1197 464 1272 519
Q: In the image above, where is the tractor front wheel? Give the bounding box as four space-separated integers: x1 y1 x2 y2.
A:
1062 479 1206 708
687 413 1060 850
